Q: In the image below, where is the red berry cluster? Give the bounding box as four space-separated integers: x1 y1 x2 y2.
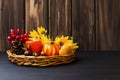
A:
7 29 29 44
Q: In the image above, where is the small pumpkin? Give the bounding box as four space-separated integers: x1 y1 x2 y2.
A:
59 45 74 56
42 42 60 56
25 40 43 55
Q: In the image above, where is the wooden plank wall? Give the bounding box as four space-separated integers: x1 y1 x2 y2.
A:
48 0 72 38
0 0 24 51
25 0 72 38
25 0 48 32
0 0 120 51
72 0 95 50
96 0 120 50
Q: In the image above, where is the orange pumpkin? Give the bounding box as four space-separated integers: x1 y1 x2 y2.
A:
25 40 43 55
42 42 60 56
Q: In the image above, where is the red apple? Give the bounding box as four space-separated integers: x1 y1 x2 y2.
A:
25 40 43 55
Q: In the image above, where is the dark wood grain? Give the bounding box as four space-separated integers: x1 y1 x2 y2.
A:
96 0 120 50
0 0 1 17
0 0 24 51
72 0 95 50
48 0 72 39
2 0 13 51
0 0 120 51
25 0 48 32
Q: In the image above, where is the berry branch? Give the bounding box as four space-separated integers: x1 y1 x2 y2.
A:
7 29 29 55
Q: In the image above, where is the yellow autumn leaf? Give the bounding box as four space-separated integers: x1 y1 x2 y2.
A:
29 26 51 45
55 35 79 49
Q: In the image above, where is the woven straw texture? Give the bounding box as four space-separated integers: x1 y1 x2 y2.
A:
6 50 75 66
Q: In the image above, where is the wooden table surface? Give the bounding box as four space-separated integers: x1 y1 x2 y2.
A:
0 51 120 80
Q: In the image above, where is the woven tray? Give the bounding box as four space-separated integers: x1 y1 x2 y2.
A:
6 50 75 66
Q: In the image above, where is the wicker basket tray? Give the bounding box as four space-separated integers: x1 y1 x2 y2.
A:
6 50 75 66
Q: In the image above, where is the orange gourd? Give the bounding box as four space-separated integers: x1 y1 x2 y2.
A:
42 42 60 56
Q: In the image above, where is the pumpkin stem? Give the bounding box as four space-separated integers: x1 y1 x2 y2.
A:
59 42 64 46
50 41 54 44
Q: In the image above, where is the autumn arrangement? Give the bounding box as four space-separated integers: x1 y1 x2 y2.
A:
6 27 78 66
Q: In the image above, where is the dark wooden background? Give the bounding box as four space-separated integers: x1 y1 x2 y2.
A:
0 0 120 51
